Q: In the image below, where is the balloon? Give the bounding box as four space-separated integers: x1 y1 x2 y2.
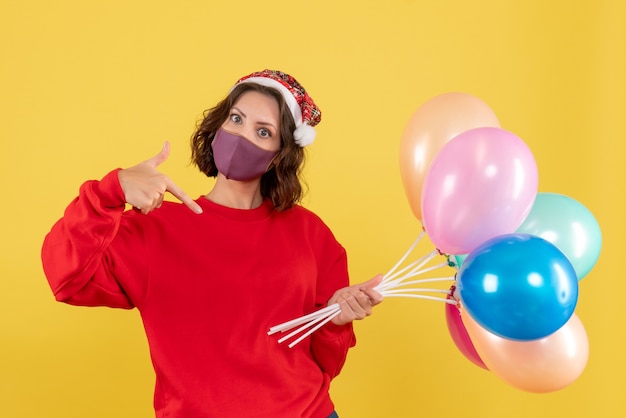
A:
445 292 488 369
462 309 589 393
517 192 602 280
458 233 578 340
399 93 500 222
451 254 467 269
421 127 538 255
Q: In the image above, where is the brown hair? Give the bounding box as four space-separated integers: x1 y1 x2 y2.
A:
190 83 305 211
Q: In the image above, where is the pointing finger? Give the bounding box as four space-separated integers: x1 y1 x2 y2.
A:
165 177 203 214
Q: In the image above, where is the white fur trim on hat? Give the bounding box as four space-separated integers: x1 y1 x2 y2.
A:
238 76 315 147
294 123 316 147
239 77 302 124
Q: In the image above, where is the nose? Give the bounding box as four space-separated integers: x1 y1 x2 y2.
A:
226 120 254 141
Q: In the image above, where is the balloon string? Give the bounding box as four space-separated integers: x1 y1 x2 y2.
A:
287 310 341 349
382 248 437 284
378 262 450 291
378 273 452 291
381 293 457 305
379 276 454 290
380 286 452 295
268 232 456 348
277 305 341 343
268 304 339 335
382 230 425 280
381 252 437 284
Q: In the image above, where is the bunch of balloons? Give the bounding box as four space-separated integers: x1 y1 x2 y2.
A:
399 93 602 393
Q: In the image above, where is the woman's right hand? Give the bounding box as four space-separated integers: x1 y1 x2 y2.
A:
327 274 384 326
117 142 203 215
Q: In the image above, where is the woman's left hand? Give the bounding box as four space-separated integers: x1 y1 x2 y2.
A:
328 274 384 326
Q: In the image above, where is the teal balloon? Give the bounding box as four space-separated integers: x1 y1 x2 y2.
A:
454 254 467 269
517 193 602 280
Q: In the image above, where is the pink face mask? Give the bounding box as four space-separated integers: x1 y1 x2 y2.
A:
211 128 279 181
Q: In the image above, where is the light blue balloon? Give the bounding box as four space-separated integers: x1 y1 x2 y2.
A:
448 254 467 270
458 233 578 341
517 192 602 280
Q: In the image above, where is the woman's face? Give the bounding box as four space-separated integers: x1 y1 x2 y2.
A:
221 90 282 152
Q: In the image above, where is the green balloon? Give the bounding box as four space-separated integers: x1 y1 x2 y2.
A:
453 254 467 269
517 192 602 280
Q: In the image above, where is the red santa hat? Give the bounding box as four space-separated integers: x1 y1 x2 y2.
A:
234 69 321 147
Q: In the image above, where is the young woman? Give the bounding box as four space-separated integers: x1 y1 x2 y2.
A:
42 69 383 418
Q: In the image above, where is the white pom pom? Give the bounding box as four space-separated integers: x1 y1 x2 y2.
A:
293 123 316 147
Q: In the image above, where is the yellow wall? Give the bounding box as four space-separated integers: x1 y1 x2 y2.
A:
1 0 624 417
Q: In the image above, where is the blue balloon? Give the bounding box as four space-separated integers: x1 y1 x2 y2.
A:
458 233 578 341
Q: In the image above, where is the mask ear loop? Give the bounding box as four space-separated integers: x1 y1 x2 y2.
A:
264 149 281 173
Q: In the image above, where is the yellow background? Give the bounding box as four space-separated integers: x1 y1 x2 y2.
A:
1 0 624 417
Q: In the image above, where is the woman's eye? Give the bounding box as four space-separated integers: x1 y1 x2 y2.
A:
229 114 242 123
258 128 271 138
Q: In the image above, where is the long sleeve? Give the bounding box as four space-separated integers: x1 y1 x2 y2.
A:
310 321 356 378
309 235 357 378
41 169 148 309
41 192 352 416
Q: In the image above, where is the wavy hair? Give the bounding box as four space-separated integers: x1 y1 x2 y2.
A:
190 83 305 211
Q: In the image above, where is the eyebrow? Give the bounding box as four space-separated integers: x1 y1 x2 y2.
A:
232 106 277 130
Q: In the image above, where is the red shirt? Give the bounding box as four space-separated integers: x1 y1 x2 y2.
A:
42 169 356 418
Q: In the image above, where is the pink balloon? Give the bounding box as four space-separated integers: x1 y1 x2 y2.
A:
462 309 589 393
421 127 538 255
399 93 500 222
444 293 488 369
